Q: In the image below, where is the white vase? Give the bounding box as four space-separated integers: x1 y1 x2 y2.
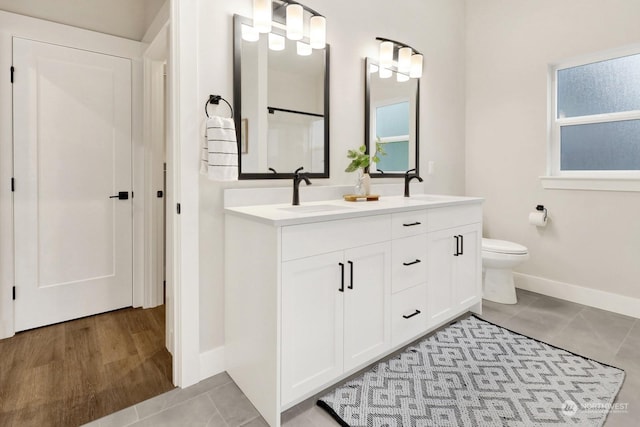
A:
361 172 371 196
355 170 371 196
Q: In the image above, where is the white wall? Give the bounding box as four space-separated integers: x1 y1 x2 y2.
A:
465 0 640 301
196 0 466 353
0 0 166 41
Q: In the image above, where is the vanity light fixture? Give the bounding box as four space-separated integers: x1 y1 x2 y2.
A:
251 0 327 53
253 0 272 33
376 37 423 80
309 15 326 49
286 4 304 40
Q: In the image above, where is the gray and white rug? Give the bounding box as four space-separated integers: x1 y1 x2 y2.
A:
318 315 624 427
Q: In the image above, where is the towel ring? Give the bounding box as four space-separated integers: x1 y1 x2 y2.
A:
205 94 234 119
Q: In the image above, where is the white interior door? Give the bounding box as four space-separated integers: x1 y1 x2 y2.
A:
13 37 133 332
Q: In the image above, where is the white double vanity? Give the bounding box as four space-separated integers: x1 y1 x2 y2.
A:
224 187 483 426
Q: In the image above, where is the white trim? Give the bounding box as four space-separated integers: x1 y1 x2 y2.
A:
142 27 168 309
132 57 145 308
514 272 640 319
548 45 640 181
539 176 640 192
199 346 226 381
169 0 200 388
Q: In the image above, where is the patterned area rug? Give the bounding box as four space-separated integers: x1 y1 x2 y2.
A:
317 315 624 427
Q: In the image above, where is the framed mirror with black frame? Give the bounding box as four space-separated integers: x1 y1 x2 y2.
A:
233 13 330 180
364 57 419 178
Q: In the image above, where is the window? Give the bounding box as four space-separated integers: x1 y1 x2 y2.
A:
372 100 410 173
546 48 640 191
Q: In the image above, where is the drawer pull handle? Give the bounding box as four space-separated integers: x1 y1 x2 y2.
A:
403 310 421 319
403 259 421 266
403 221 421 227
348 261 354 289
338 263 344 292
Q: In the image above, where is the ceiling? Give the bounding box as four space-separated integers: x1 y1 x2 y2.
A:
0 0 167 41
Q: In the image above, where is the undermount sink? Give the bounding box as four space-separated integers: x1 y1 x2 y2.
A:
409 194 453 202
278 204 353 213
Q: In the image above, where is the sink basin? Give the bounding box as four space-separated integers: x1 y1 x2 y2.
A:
409 195 453 202
278 204 352 213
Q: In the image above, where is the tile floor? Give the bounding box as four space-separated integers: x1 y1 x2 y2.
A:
85 289 640 427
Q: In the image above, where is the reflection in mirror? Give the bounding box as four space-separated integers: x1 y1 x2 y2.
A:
234 14 330 179
365 57 419 177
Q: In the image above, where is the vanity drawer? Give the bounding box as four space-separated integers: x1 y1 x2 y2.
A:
392 235 428 293
392 283 427 347
427 204 482 232
281 214 391 261
391 210 428 239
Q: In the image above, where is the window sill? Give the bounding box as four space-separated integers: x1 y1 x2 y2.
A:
540 176 640 192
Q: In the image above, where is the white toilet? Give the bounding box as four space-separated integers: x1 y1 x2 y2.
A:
482 238 529 304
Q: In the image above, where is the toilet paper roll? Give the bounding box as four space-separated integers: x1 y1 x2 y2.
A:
529 211 547 227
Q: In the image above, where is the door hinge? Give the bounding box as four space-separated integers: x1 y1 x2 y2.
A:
176 203 181 214
12 286 16 300
11 177 14 192
10 66 14 83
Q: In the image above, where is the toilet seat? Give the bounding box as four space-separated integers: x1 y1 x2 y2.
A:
482 238 527 255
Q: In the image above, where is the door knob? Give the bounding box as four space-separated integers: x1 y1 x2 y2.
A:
109 191 129 200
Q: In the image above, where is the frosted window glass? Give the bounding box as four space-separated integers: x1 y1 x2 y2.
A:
557 54 640 118
376 141 409 172
376 102 409 138
560 120 640 170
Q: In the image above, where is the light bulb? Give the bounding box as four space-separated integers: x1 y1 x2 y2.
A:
379 41 393 68
410 53 423 78
398 47 412 73
253 0 272 33
241 24 260 42
268 33 285 51
297 41 312 56
310 16 326 49
397 71 409 82
286 4 304 40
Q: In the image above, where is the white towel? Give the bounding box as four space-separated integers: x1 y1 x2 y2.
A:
201 115 238 181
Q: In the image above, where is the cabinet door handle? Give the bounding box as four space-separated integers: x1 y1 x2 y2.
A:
403 309 421 319
338 263 344 292
403 221 421 227
348 261 354 289
403 259 421 266
459 234 464 255
454 235 460 256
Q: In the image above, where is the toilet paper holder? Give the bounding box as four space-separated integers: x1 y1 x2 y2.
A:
536 205 548 221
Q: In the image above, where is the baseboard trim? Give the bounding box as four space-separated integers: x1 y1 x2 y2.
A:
199 346 225 381
514 272 640 319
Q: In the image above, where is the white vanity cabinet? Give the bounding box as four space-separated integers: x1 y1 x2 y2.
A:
426 205 482 327
224 195 482 427
278 214 392 405
281 240 392 405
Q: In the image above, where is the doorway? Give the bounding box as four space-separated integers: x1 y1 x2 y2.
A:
12 37 134 332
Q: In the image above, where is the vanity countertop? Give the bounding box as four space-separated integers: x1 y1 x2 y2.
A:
224 194 483 226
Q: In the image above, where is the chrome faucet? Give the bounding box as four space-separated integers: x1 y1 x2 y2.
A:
292 167 311 205
404 168 423 197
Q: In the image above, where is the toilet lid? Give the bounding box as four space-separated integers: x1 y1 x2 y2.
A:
482 238 528 255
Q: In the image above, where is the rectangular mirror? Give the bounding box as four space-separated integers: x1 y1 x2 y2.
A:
233 14 330 179
365 57 419 177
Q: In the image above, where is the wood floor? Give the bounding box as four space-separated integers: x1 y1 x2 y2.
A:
0 306 174 427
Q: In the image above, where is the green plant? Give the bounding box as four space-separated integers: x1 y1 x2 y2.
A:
345 141 386 173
